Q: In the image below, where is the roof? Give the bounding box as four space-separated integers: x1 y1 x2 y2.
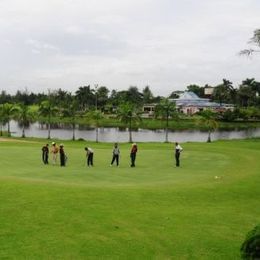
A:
170 91 233 108
176 91 210 101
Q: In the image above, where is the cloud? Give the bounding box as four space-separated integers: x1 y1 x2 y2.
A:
0 0 259 95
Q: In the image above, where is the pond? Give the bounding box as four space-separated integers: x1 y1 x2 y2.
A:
8 121 260 143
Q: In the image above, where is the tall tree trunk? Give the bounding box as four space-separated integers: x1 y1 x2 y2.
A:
47 113 51 139
165 112 169 143
129 117 132 143
72 123 75 141
22 124 25 138
95 126 98 143
7 120 11 137
207 130 211 143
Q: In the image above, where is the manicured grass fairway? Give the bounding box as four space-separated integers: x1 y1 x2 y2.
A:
0 138 259 259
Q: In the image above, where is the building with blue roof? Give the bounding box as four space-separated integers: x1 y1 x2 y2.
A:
170 91 234 115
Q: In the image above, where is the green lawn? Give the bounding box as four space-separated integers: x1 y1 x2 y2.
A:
0 138 259 259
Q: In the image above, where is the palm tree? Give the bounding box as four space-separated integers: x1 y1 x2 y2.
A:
38 100 58 139
0 104 5 136
155 98 177 142
75 85 95 111
212 79 234 105
61 99 79 141
240 29 260 56
198 110 218 142
1 103 17 137
86 109 104 142
117 103 141 143
15 103 35 138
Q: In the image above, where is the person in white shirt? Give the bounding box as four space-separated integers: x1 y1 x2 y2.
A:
110 143 120 166
85 147 94 166
175 142 183 167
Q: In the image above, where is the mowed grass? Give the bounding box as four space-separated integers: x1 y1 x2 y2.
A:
0 138 259 259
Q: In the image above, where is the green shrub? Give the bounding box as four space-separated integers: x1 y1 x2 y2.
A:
241 225 260 259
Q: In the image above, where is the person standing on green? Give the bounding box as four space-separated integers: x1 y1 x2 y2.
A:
110 143 120 166
41 143 49 164
175 142 183 167
59 144 66 167
51 142 59 165
85 147 94 166
130 143 138 167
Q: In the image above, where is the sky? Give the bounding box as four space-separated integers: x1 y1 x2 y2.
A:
0 0 259 96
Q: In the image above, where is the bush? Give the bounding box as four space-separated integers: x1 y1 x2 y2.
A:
220 110 237 122
241 225 260 259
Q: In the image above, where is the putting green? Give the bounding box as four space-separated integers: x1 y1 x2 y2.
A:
0 138 259 259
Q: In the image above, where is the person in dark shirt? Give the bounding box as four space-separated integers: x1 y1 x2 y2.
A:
130 143 138 167
85 147 94 166
59 144 66 167
41 144 49 164
175 142 183 167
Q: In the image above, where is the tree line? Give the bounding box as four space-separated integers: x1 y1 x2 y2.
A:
0 78 260 142
1 78 260 109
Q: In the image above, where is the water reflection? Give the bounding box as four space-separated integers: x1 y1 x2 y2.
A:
7 121 260 143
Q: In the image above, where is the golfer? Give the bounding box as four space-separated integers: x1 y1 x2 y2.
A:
85 147 94 166
51 142 59 165
130 143 138 167
110 143 120 166
41 143 49 164
59 144 66 167
175 142 183 167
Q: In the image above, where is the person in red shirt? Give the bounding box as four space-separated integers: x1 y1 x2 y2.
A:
130 143 138 167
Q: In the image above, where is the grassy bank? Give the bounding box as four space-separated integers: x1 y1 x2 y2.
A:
0 138 259 258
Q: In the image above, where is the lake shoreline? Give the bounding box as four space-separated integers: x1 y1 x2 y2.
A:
7 121 260 143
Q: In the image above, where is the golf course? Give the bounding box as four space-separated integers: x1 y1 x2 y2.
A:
0 137 259 259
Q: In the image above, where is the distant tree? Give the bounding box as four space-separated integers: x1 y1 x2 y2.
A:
15 103 35 138
155 98 177 143
61 97 79 140
212 79 236 105
0 104 6 136
32 92 48 104
240 29 260 56
142 86 154 104
117 103 142 143
1 103 17 136
126 86 143 106
198 110 218 142
168 91 182 99
96 86 110 111
186 84 204 97
53 89 71 110
0 91 12 104
108 89 118 107
238 78 259 107
108 90 128 107
38 100 58 139
14 89 31 105
75 85 95 111
86 109 105 143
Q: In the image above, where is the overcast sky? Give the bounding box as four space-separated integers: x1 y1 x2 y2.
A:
0 0 259 96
